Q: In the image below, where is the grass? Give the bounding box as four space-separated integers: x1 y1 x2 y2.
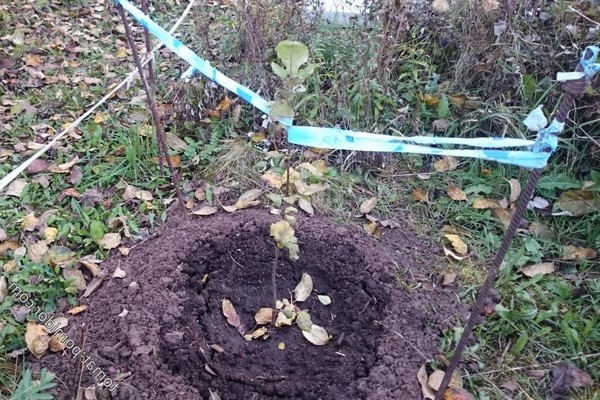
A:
0 0 599 398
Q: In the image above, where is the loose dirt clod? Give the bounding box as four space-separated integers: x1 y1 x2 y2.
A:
36 209 459 399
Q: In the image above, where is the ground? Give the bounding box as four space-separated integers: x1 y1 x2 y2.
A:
36 208 460 399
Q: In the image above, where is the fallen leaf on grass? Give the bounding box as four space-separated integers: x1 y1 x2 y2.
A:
0 277 7 303
47 246 76 266
492 207 514 228
150 155 181 167
99 233 121 250
21 212 39 231
302 324 329 346
555 190 600 216
254 308 273 325
359 197 378 214
472 198 502 209
550 363 593 397
0 241 20 256
526 369 547 379
222 299 245 335
508 179 521 203
527 196 550 210
294 273 313 302
261 170 285 189
5 178 28 197
294 180 329 196
412 188 429 203
561 245 597 261
443 243 469 261
433 156 458 172
28 240 49 263
27 159 50 174
48 156 79 173
62 268 86 291
192 206 218 216
519 262 555 277
528 222 556 239
233 189 262 209
165 133 187 151
25 322 50 358
443 234 468 255
43 227 58 243
447 186 467 201
500 378 519 391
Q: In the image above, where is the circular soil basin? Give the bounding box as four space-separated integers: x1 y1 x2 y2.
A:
37 209 459 399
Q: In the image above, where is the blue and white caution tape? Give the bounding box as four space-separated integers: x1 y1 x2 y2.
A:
116 0 600 169
116 0 271 115
287 126 551 168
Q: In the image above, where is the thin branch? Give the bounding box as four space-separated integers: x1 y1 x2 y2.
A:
117 4 186 212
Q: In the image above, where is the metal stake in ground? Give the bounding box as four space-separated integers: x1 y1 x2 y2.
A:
116 4 186 211
433 48 596 400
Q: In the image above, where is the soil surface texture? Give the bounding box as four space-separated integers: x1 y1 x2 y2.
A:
36 209 460 400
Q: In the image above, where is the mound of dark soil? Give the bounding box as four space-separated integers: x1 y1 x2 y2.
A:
36 209 460 399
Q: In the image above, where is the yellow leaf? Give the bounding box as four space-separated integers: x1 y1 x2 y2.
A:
519 262 556 277
442 387 476 400
261 170 285 189
234 189 262 209
433 156 459 172
492 208 514 228
422 93 440 106
444 234 468 255
215 96 235 113
43 227 58 243
561 245 597 261
67 305 88 315
360 197 378 214
412 188 429 203
254 308 274 325
28 240 49 263
555 190 600 216
21 212 39 231
150 155 181 167
508 178 521 203
25 322 50 358
244 327 268 341
270 220 296 247
93 112 108 123
447 186 467 201
192 206 218 216
23 53 43 67
99 233 121 250
115 47 128 58
472 198 502 209
363 221 382 239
